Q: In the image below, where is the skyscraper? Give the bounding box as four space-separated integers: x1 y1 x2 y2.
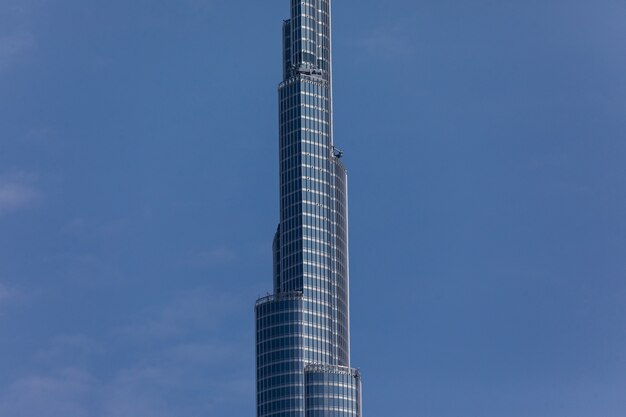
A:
255 1 362 417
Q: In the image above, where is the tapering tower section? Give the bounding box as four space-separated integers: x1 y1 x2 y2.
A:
256 1 362 417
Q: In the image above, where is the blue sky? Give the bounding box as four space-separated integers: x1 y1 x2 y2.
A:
1 0 625 416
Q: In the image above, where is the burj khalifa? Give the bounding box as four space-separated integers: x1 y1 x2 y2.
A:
255 1 363 416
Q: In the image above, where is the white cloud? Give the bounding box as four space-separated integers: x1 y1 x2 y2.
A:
100 367 177 417
350 19 418 61
0 282 30 316
0 286 252 416
0 369 94 417
34 334 105 364
0 172 41 215
60 217 132 240
104 287 252 413
22 127 52 144
185 247 238 267
114 286 239 341
0 32 35 72
0 283 14 302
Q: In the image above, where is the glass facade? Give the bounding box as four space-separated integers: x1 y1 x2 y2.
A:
256 1 361 416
